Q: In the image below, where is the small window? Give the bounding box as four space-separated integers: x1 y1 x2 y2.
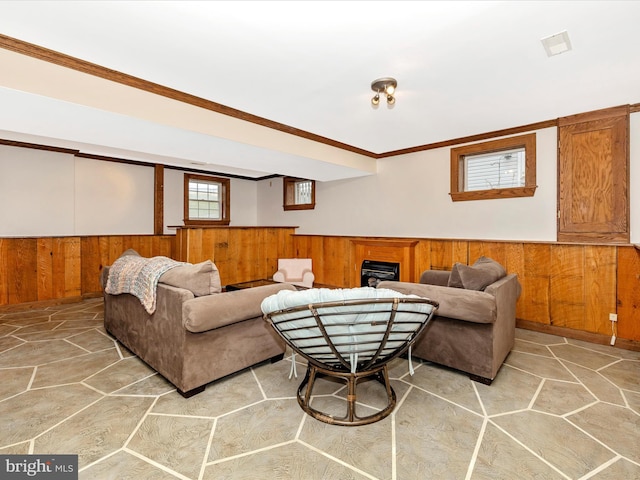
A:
283 177 315 211
464 147 525 191
450 133 537 201
184 173 230 225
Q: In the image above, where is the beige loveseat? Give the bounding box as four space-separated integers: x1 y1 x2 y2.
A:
101 250 296 397
378 256 521 384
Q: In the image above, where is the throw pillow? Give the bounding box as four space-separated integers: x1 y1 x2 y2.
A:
447 263 465 288
120 248 141 257
455 256 507 291
160 260 222 296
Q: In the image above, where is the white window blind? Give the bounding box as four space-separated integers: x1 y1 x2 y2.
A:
295 180 313 204
463 147 525 191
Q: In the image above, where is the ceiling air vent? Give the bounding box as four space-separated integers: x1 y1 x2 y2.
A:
541 30 572 57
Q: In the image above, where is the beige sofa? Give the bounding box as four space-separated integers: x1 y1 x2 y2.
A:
101 251 296 397
378 257 521 384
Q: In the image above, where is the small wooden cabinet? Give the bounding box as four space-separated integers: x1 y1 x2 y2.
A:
557 105 629 243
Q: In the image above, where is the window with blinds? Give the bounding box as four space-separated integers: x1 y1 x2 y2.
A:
450 133 537 202
283 177 315 210
464 147 525 191
294 180 313 204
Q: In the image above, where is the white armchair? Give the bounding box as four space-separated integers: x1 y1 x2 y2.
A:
272 258 314 288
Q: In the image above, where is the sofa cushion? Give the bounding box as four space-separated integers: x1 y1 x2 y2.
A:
448 256 506 291
377 281 497 324
183 283 296 332
160 260 222 296
420 269 450 286
447 264 465 288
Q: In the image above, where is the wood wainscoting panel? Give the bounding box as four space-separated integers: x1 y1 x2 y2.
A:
174 227 296 286
468 241 510 267
550 245 586 329
520 243 552 324
80 235 174 295
7 238 38 304
617 246 640 340
0 238 7 305
584 246 617 335
4 233 639 345
318 236 350 287
429 240 468 270
549 244 617 334
292 235 351 288
63 237 82 298
413 240 431 280
36 238 57 301
80 236 108 294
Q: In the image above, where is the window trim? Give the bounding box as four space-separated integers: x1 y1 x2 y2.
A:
450 133 537 201
283 176 316 211
183 173 230 226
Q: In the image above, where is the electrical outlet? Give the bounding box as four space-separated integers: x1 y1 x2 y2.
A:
609 313 618 322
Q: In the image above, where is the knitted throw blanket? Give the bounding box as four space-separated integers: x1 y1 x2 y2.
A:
105 255 184 314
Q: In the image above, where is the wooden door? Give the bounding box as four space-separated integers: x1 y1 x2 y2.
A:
557 105 629 243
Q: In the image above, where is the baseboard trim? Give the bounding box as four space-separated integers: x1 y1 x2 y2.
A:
516 319 640 352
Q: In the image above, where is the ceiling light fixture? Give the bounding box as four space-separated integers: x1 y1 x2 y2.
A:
371 77 397 107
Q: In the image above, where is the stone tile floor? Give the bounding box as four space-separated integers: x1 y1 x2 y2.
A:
0 298 639 479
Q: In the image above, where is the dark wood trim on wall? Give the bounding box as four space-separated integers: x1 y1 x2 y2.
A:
154 165 164 235
2 32 639 168
2 33 608 162
1 137 276 181
0 138 78 155
0 34 375 158
377 119 558 158
75 152 155 168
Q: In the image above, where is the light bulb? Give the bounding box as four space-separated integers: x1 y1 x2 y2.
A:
387 94 395 105
371 93 380 106
386 84 395 95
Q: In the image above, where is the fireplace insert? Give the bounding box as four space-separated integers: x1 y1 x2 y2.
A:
361 260 400 287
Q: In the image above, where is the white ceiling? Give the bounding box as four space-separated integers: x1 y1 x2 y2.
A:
1 1 639 181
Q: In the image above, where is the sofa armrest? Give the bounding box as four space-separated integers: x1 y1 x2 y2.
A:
273 270 286 283
302 269 315 285
377 280 497 324
419 270 451 286
183 282 297 333
484 273 521 299
100 267 110 290
484 273 521 327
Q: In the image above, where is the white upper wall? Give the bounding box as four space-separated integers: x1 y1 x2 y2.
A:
0 144 259 237
0 145 75 236
258 127 559 241
1 111 639 242
258 115 640 243
163 169 258 234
